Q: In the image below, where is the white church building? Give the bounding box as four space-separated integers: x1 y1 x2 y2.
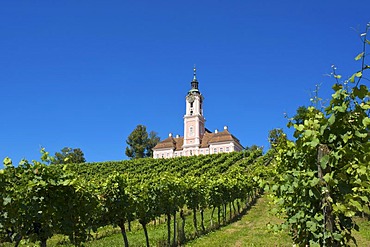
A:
152 68 243 159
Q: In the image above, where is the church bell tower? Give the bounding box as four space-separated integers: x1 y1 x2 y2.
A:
182 67 205 154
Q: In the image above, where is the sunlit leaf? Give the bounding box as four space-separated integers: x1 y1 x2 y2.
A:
355 52 364 61
310 138 320 147
355 131 367 138
328 114 335 125
349 73 356 83
3 197 11 205
363 117 370 127
320 155 329 169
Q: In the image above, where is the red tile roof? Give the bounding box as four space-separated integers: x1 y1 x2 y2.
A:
153 129 242 150
153 136 184 150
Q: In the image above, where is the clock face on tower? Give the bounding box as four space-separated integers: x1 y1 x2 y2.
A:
187 95 195 103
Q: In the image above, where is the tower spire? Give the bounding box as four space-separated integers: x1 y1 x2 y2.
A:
190 65 199 91
193 65 197 81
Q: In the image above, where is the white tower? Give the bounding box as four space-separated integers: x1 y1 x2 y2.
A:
182 67 205 156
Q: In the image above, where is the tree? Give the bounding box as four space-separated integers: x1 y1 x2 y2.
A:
125 125 160 159
292 106 309 125
146 131 160 157
52 147 86 164
245 145 262 152
293 105 321 125
268 128 286 148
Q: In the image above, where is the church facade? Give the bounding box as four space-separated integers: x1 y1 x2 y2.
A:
152 68 243 159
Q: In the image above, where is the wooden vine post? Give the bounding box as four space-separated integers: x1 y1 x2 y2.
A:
317 144 334 242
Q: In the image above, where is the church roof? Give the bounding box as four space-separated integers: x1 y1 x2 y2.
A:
201 129 242 148
153 129 242 150
153 136 184 150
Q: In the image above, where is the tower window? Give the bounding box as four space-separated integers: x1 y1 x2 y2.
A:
189 126 194 136
190 110 193 115
190 102 193 108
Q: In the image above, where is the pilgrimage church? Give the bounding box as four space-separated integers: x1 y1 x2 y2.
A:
152 68 243 159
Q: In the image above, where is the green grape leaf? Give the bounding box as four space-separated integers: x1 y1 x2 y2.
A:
360 196 369 203
345 210 356 217
296 124 304 131
309 138 320 147
3 157 12 168
363 117 370 127
333 233 343 241
360 102 370 110
328 114 335 125
353 85 368 99
350 199 363 211
320 155 329 169
341 133 352 143
3 197 11 205
357 166 367 175
305 129 313 137
332 83 342 91
349 73 356 83
355 52 364 61
355 71 362 77
355 130 367 138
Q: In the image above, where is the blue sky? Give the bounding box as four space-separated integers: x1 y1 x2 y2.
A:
0 1 369 167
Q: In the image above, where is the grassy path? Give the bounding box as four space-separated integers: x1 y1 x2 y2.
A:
185 196 292 247
185 196 370 247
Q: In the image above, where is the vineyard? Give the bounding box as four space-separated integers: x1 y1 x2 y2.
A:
2 24 370 247
0 150 270 247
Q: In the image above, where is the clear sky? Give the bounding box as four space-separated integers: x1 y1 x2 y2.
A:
0 1 369 167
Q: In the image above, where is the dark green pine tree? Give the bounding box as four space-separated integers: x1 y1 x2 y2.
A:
125 125 160 159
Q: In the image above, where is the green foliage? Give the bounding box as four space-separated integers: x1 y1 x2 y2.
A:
147 131 160 158
52 147 86 165
1 150 268 247
244 144 262 152
269 24 370 246
0 154 97 247
125 125 160 159
292 106 321 125
268 128 286 148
